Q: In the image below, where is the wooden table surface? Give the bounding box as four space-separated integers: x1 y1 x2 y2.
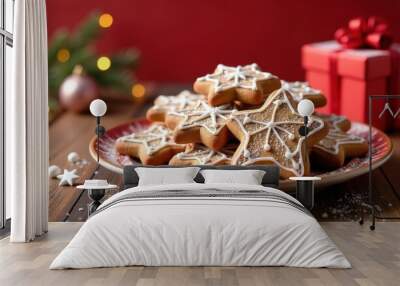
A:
49 87 400 222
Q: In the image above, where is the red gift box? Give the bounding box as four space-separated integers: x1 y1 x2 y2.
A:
302 41 342 115
302 40 395 130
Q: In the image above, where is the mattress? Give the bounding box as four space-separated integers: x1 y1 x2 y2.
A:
50 183 350 269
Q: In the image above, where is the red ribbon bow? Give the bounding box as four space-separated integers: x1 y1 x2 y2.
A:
334 17 393 49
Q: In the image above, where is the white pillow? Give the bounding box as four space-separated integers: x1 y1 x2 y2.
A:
135 167 200 186
200 169 266 185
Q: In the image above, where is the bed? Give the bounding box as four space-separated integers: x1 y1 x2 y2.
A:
50 165 350 269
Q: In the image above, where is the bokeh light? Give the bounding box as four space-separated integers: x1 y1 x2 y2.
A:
97 56 111 71
98 13 113 28
57 48 70 63
131 83 146 98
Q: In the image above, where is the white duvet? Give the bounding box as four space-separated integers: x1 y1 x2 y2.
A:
50 183 351 269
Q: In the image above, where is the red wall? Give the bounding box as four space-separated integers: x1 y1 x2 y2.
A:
47 0 400 83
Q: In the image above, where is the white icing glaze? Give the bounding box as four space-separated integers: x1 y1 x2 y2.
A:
196 63 274 93
118 124 183 155
175 144 235 165
169 100 236 135
230 88 325 176
314 114 366 155
281 81 321 102
151 90 203 113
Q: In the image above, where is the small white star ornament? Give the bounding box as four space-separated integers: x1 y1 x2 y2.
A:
57 169 80 186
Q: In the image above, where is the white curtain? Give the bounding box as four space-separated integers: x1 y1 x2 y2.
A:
8 0 49 242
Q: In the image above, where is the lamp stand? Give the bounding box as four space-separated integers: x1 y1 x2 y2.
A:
299 116 309 143
87 189 105 216
290 116 321 210
94 116 106 174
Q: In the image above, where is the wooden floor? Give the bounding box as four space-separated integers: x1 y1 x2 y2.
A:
1 222 399 286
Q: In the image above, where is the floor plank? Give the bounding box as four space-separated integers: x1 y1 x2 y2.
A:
1 222 400 286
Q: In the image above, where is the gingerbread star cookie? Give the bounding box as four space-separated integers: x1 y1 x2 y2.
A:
169 144 236 166
194 63 281 106
115 123 185 165
165 99 237 150
316 113 351 132
227 88 328 179
311 114 368 169
146 90 204 122
282 81 327 107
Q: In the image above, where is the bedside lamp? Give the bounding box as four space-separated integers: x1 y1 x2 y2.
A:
289 99 320 210
90 99 107 172
79 99 117 216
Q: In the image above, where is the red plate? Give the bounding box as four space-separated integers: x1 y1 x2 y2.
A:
89 119 393 191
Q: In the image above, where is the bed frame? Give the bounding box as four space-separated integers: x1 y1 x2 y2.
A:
123 165 280 189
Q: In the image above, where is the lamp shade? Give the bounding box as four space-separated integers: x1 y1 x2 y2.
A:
89 99 107 117
297 99 315 117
